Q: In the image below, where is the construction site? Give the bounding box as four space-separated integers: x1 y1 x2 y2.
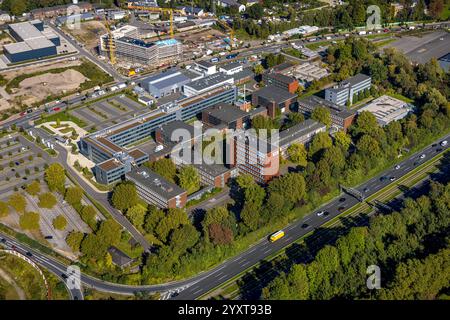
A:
63 1 237 75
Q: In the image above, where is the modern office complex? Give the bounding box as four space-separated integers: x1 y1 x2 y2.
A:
4 20 60 63
80 86 237 184
126 167 187 209
357 95 412 126
277 119 326 157
202 103 249 131
298 95 356 130
325 73 372 106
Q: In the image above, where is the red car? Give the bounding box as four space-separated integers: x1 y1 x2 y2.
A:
53 107 61 112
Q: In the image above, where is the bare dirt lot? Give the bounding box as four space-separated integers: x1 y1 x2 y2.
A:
17 69 87 104
63 20 107 50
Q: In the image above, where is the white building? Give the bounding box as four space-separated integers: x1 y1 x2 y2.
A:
357 95 412 126
183 73 234 97
219 62 243 75
194 60 217 76
217 0 246 12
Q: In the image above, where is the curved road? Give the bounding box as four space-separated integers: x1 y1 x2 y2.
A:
0 134 448 299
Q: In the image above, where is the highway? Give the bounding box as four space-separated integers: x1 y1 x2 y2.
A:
0 133 447 299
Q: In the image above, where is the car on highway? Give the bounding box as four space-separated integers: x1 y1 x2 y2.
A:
441 140 448 147
339 197 346 202
380 176 388 181
301 223 310 229
44 236 53 240
0 238 6 243
420 154 426 159
390 176 396 182
338 206 346 212
316 211 325 217
26 252 32 257
436 148 442 152
395 165 401 170
363 187 369 193
61 273 68 279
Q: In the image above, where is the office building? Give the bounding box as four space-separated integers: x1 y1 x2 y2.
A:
357 95 412 126
202 103 249 130
194 60 217 75
231 131 280 183
126 167 187 209
262 72 299 94
219 62 243 75
252 85 297 117
4 20 60 63
325 73 372 106
277 119 326 157
298 95 356 130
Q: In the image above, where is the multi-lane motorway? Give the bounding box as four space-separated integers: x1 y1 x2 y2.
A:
0 133 448 300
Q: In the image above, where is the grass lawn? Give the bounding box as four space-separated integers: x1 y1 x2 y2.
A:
387 92 414 103
36 112 87 128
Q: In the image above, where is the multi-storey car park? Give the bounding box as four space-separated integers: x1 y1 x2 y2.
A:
80 86 238 184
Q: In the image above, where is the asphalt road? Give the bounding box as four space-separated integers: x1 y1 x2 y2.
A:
0 133 447 299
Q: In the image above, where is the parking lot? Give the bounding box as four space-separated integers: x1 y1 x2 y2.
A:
0 134 47 195
69 94 148 131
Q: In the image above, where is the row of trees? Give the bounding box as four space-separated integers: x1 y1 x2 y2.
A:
263 180 450 299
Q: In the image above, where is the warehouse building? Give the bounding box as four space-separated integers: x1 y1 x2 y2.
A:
126 167 187 209
325 73 371 106
4 20 60 63
141 68 192 98
357 95 412 126
183 73 234 97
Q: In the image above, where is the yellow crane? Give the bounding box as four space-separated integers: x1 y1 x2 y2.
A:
215 18 234 51
103 16 116 65
125 3 184 39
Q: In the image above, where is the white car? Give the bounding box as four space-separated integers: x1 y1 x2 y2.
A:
395 165 401 170
441 140 448 147
420 154 426 159
316 211 325 217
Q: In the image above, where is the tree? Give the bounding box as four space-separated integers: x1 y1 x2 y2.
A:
284 113 304 129
25 180 41 196
356 134 381 158
311 106 332 128
308 132 333 159
38 192 57 209
96 219 122 248
111 182 139 211
0 201 9 218
126 204 147 230
66 231 84 252
53 215 67 230
80 234 105 259
208 223 234 245
352 111 379 138
19 212 40 230
253 64 264 75
177 165 200 194
81 205 97 230
65 186 83 206
246 3 264 19
240 203 260 231
8 193 26 214
170 224 200 255
236 174 256 190
144 206 165 234
287 143 307 167
10 0 27 16
333 130 352 152
429 0 444 19
268 173 306 204
45 163 66 193
148 158 177 182
155 208 189 242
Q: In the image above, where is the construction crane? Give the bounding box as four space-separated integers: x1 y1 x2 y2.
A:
125 2 184 39
215 18 234 51
103 16 116 65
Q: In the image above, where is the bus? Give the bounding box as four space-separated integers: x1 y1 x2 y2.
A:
269 230 285 242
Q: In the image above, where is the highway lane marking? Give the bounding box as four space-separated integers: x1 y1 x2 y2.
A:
218 274 228 281
242 261 251 267
214 272 224 278
192 288 204 295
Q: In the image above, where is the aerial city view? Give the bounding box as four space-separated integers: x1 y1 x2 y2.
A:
0 0 448 310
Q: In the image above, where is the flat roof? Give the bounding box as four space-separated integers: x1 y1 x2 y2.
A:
118 36 154 48
265 72 296 84
128 148 148 159
203 103 247 123
157 120 198 140
278 119 326 147
127 167 186 200
357 95 411 124
298 95 356 119
143 71 190 90
220 61 242 71
185 73 233 91
196 60 214 68
97 158 124 171
253 85 297 104
9 21 43 40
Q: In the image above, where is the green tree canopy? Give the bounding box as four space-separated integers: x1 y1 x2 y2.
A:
66 231 85 252
19 211 40 230
8 193 26 214
177 165 200 194
65 186 83 206
147 158 177 182
53 215 67 230
311 106 332 128
45 163 66 193
287 143 307 167
38 192 57 209
112 182 139 211
25 180 41 196
0 201 9 218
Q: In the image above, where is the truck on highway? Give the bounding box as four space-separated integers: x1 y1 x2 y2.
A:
269 230 285 242
358 30 367 35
